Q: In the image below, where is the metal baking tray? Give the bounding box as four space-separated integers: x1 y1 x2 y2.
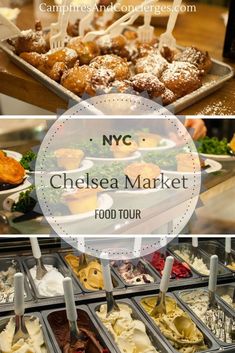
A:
111 258 160 287
0 256 33 306
144 250 199 282
133 292 219 353
89 298 170 353
59 251 124 293
216 284 235 313
0 39 233 113
175 288 235 348
22 253 81 299
0 312 54 353
198 240 235 273
42 305 114 353
168 242 231 278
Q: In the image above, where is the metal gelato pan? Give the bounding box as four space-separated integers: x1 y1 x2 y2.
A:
89 298 170 353
144 250 199 281
111 258 160 287
133 292 219 353
175 288 235 348
42 305 114 353
0 39 233 114
168 242 231 278
216 284 235 313
198 240 235 273
0 256 32 306
22 253 81 299
0 312 54 353
59 251 124 293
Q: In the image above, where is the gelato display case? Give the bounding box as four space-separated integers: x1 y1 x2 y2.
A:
0 237 234 353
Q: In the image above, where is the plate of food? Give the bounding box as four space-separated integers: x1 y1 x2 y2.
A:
2 149 22 161
0 150 31 205
143 149 222 176
198 135 235 162
135 131 175 154
20 149 94 174
47 190 113 224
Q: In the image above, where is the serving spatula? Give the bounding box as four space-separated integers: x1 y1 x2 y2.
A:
12 273 29 344
151 256 173 316
101 257 119 317
208 255 218 309
63 277 86 345
30 237 47 280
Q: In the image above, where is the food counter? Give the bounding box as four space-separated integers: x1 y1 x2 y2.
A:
0 237 234 352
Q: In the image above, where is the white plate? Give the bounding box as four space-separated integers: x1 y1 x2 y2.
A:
200 153 235 162
46 193 113 224
162 158 222 177
28 159 93 174
1 178 31 210
86 151 141 163
138 138 176 152
2 149 22 161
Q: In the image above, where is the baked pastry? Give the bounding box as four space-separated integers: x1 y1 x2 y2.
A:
174 47 212 75
63 189 100 214
160 45 181 63
90 54 130 80
176 153 202 172
110 140 138 158
9 21 49 55
54 148 84 170
20 48 78 82
135 53 168 78
160 62 202 98
61 65 94 96
124 162 161 189
135 131 161 148
0 155 25 185
110 80 132 93
129 73 165 98
67 38 100 64
97 35 126 55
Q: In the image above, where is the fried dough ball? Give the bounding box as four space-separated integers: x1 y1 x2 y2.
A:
160 45 181 63
9 21 49 55
129 73 165 98
91 68 115 91
174 47 212 75
20 48 78 82
135 53 169 78
61 65 95 96
111 80 132 93
0 156 25 185
67 37 100 64
67 20 80 37
123 30 138 41
161 88 177 105
90 54 130 80
160 62 202 98
97 34 130 58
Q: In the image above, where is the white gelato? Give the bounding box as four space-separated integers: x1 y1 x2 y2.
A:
174 250 210 275
29 265 64 297
97 303 159 353
0 317 47 353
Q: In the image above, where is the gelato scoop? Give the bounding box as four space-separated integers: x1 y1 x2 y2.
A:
141 296 208 353
97 303 159 353
180 289 235 344
115 261 154 285
150 252 192 279
65 254 104 290
174 250 210 276
0 317 47 353
47 309 108 353
30 264 64 297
